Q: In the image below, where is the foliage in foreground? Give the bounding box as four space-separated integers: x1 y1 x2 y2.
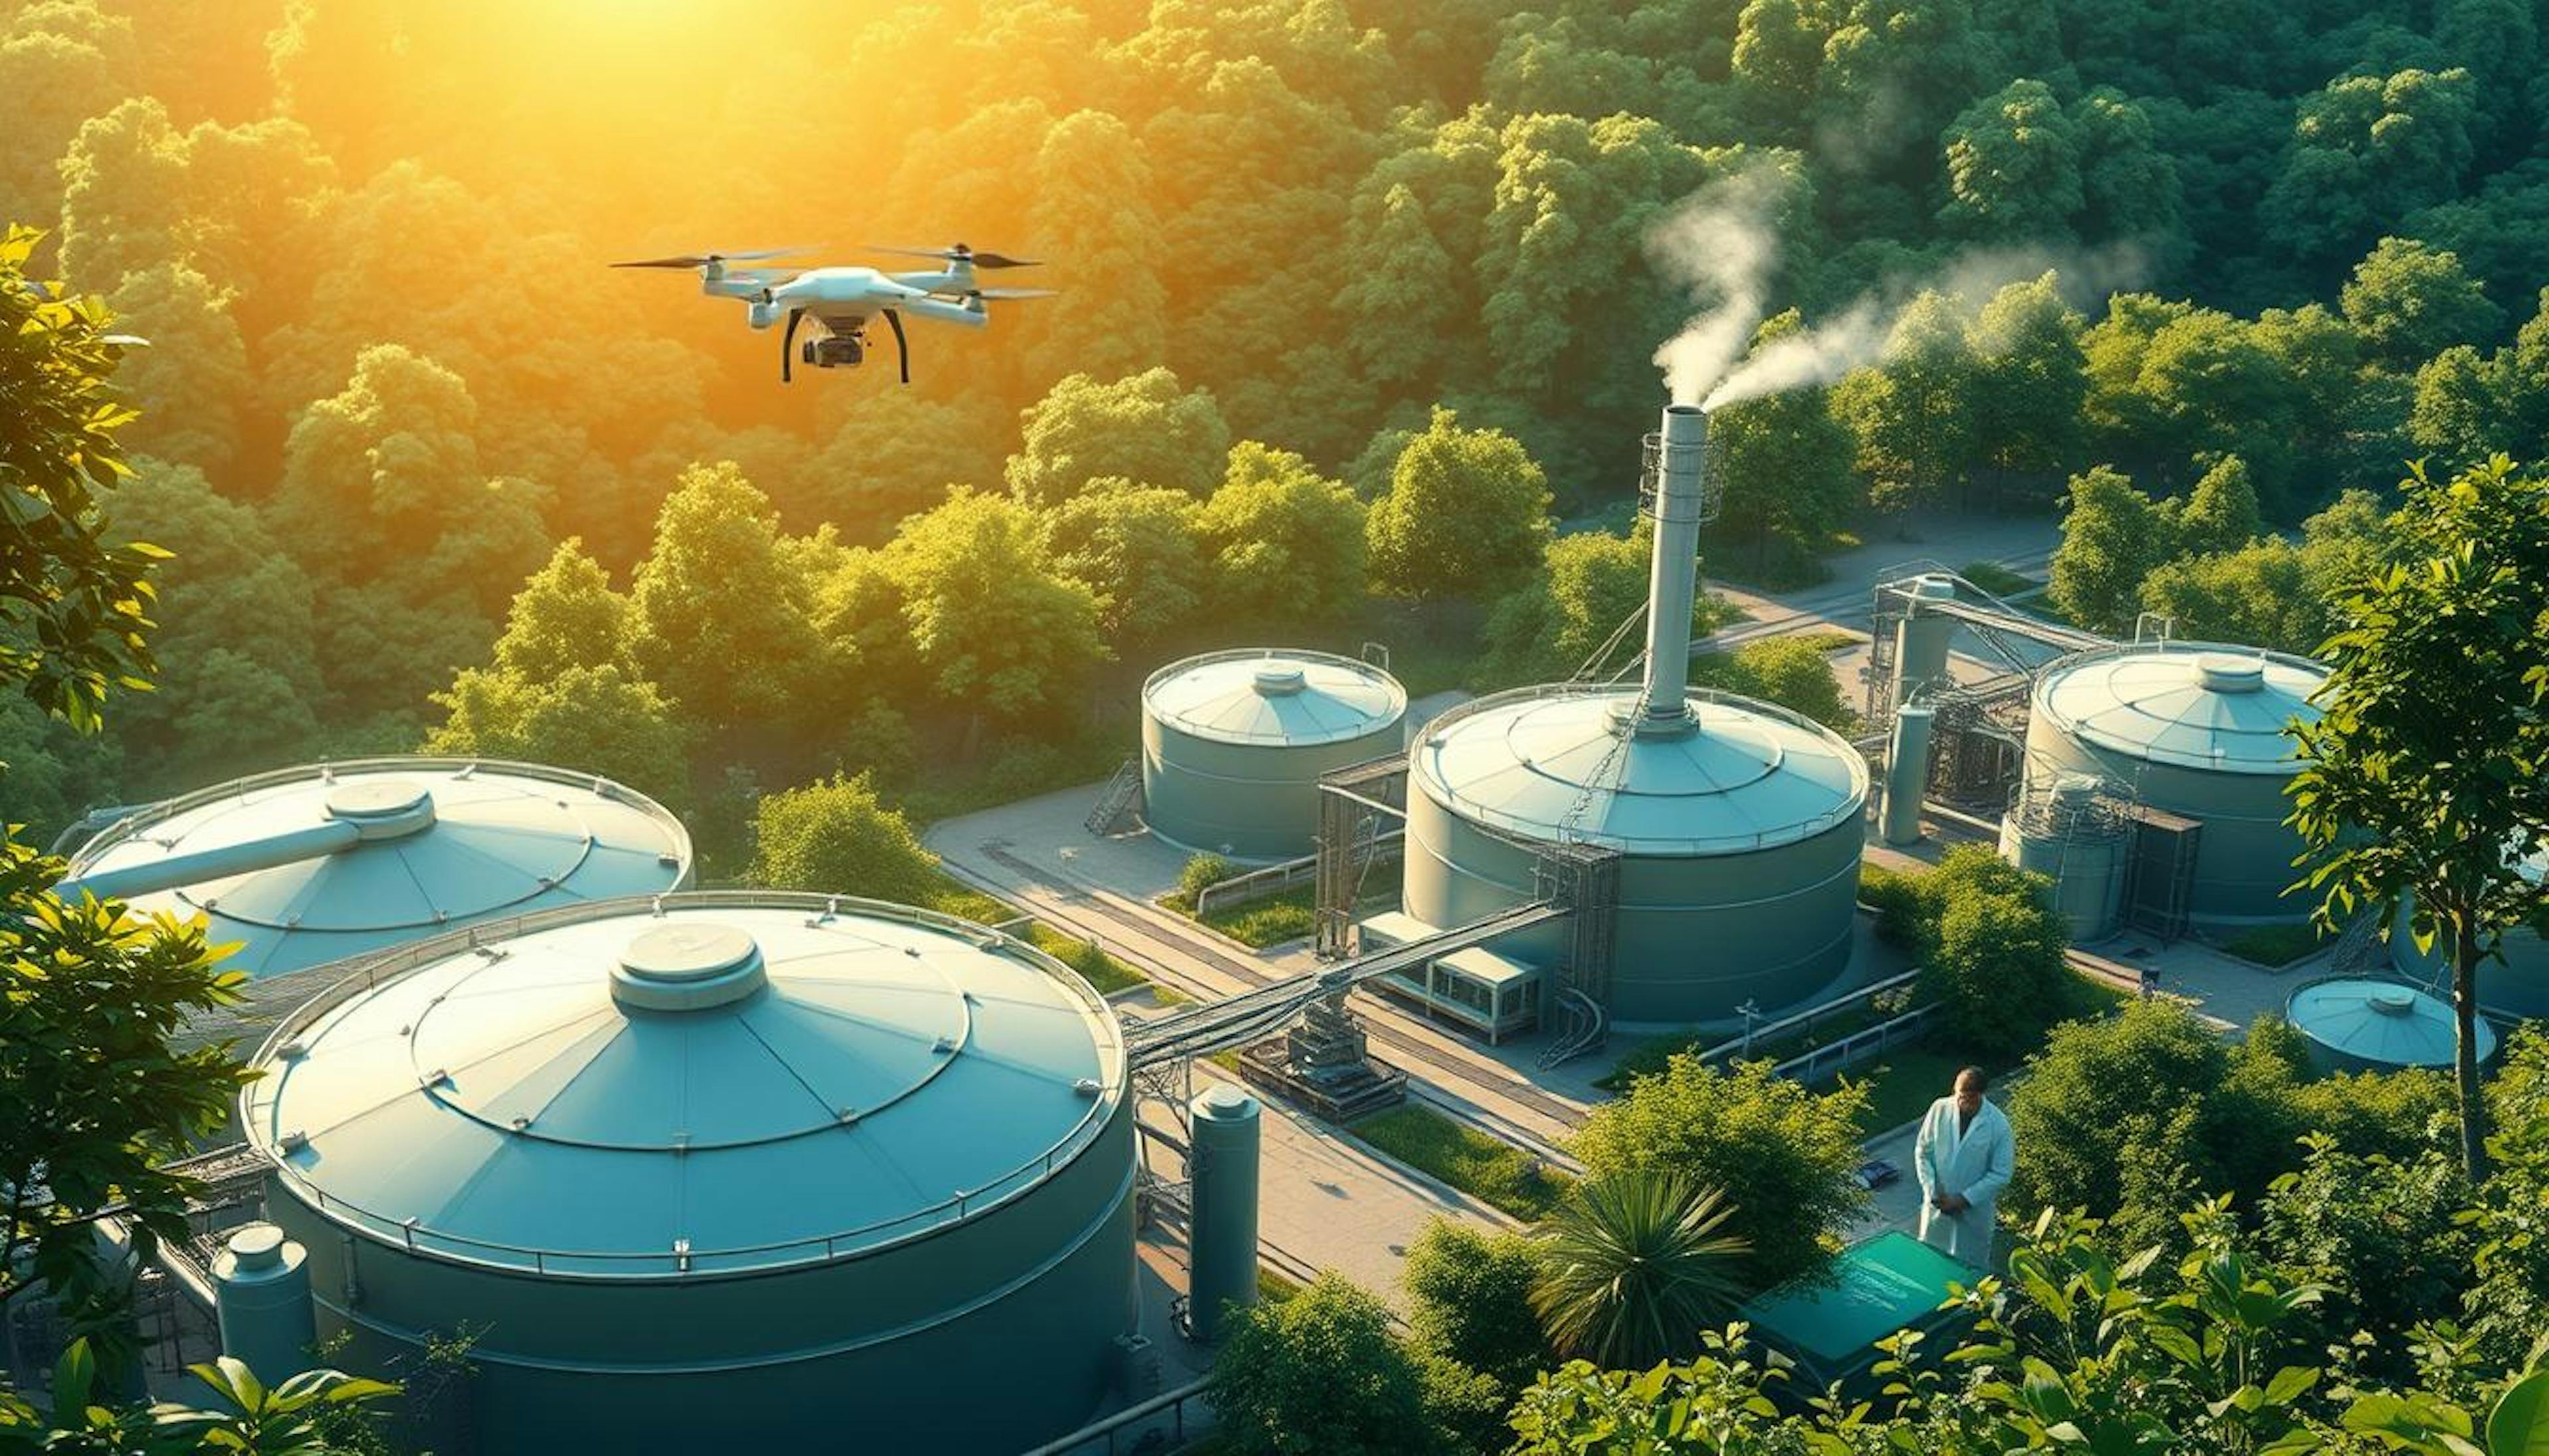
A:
1507 1209 2549 1456
1530 1173 1750 1372
0 1341 397 1455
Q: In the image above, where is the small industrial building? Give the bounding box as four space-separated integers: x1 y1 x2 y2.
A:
60 758 693 978
239 893 1138 1455
1140 648 1407 861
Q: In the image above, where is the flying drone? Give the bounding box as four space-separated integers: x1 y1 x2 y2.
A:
609 243 1054 383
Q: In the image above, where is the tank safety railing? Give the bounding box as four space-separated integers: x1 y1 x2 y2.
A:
66 755 694 869
236 890 1126 1280
1767 1003 1938 1088
1685 968 1923 1070
1192 847 1402 920
1019 1375 1216 1456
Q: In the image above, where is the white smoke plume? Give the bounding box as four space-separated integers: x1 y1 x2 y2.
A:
1645 165 1791 407
1699 239 2153 409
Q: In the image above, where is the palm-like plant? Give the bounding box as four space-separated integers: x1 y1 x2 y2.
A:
1530 1171 1751 1370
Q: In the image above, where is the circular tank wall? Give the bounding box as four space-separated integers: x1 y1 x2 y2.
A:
1142 648 1407 861
1403 685 1867 1027
2018 644 2327 927
242 893 1136 1456
63 758 693 979
2285 977 2499 1076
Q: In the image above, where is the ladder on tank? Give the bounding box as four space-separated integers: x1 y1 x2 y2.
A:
1085 758 1144 836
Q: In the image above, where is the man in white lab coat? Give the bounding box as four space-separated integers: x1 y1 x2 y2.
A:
1915 1066 2013 1266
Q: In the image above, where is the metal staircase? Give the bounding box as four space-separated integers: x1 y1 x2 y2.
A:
1084 757 1144 836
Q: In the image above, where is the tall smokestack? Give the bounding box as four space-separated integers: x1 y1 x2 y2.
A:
1638 403 1709 732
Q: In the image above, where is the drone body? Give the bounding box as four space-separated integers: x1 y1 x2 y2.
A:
611 244 1052 383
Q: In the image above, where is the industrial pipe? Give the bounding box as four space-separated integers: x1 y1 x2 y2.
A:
58 820 364 904
1638 404 1708 731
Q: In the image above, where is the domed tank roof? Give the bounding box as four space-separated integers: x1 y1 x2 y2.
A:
242 894 1125 1277
1409 685 1867 855
2285 978 2497 1069
65 759 692 979
1143 648 1405 747
2035 643 2329 774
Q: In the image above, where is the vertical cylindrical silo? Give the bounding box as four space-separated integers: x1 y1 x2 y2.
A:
1997 773 2129 941
1892 575 1959 703
1882 705 1936 847
212 1223 317 1386
1399 402 1867 1027
2015 644 2329 927
1142 650 1407 861
1186 1084 1261 1343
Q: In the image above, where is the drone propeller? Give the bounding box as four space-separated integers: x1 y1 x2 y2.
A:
611 246 819 269
868 243 1040 269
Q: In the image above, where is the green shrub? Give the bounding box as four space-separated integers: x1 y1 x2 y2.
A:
1179 851 1236 901
1858 862 1936 947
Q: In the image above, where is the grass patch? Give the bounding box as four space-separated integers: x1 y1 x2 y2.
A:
1024 922 1148 995
1258 1267 1302 1303
1844 1046 1995 1135
1206 1049 1243 1072
1201 885 1318 947
1958 560 2037 597
923 871 1015 927
2219 922 2333 968
1349 1104 1572 1221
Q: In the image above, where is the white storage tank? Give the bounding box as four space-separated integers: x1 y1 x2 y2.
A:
60 758 692 979
241 892 1136 1455
2017 644 2327 927
1142 648 1406 861
2285 977 2499 1076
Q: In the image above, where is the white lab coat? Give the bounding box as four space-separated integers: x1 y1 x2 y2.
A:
1914 1096 2013 1266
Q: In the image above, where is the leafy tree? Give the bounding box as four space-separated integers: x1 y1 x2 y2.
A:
627 461 822 736
490 539 630 682
1918 854 2080 1058
1705 311 1861 573
1967 275 2088 494
1006 367 1231 505
2410 344 2507 469
1834 291 1978 510
2264 68 2477 269
102 463 322 790
1691 636 1856 733
0 5 133 220
2341 237 2505 369
803 388 1008 546
2261 1140 2473 1376
2048 465 2167 635
1365 405 1552 605
424 664 694 812
1937 79 2084 239
1480 528 1660 685
1012 111 1170 389
2288 457 2549 1181
2166 453 2262 554
102 263 250 482
2071 87 2184 248
2138 538 2319 655
1042 480 1209 656
1210 1275 1456 1456
882 488 1106 724
1571 1056 1867 1290
0 225 163 731
1196 443 1367 626
1530 1173 1749 1370
1402 1220 1547 1396
745 772 943 907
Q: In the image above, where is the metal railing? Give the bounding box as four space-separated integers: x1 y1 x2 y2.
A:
1768 1003 1939 1086
1192 851 1331 918
238 891 1128 1280
1141 647 1409 744
1685 968 1924 1068
1019 1376 1216 1456
62 755 693 871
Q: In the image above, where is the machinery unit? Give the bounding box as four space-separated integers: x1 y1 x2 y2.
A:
1142 648 1407 861
210 1224 316 1386
2284 977 2499 1075
1997 772 2132 942
2013 644 2328 928
1399 405 1868 1027
241 893 1137 1455
59 759 693 979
